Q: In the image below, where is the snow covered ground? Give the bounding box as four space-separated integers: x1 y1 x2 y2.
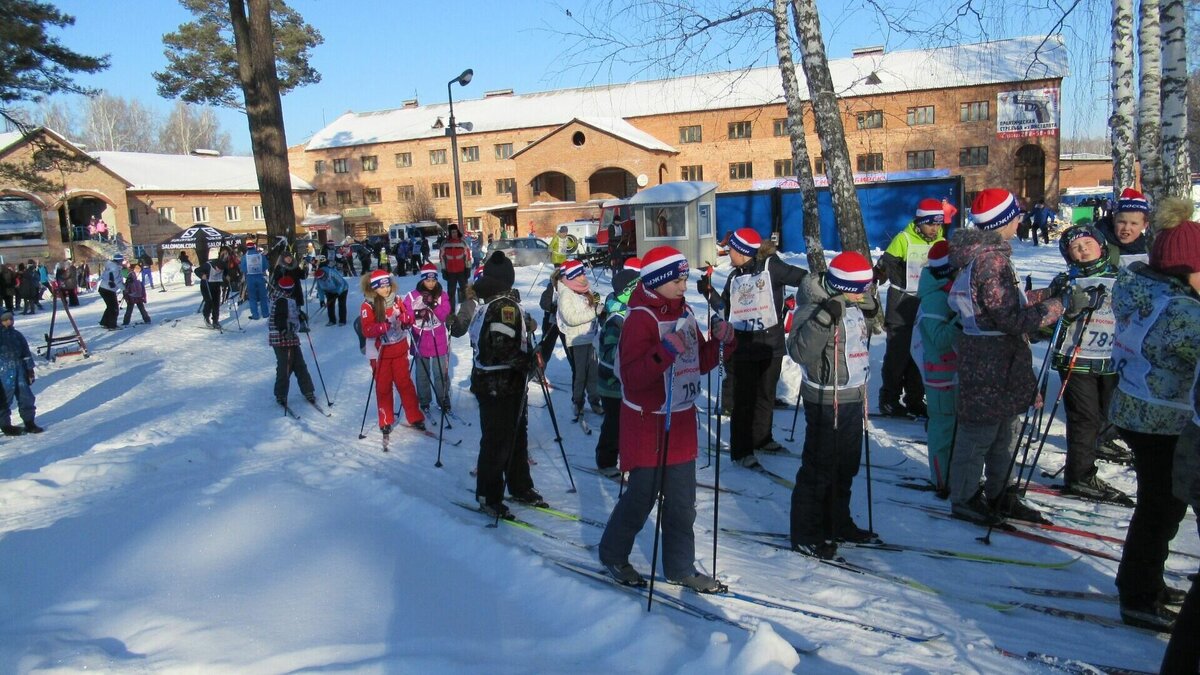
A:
0 241 1193 674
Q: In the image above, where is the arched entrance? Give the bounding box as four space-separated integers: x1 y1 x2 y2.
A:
587 167 635 200
530 171 576 202
57 193 113 242
1014 145 1046 204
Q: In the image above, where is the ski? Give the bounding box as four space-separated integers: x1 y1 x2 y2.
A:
1024 483 1135 508
749 465 795 489
444 409 473 427
277 400 301 419
995 647 1155 675
510 499 609 530
399 424 462 446
451 499 595 550
306 399 332 417
1010 586 1119 603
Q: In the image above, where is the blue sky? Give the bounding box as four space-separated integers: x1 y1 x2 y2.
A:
48 0 1107 154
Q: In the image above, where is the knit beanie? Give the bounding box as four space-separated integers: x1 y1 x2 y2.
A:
277 276 295 290
623 257 643 272
640 246 689 289
368 269 391 289
0 310 12 323
611 268 639 298
915 198 946 225
826 251 874 294
971 189 1021 231
419 263 438 281
926 241 953 279
1058 224 1106 264
473 250 515 299
1117 187 1150 214
245 241 257 250
1150 197 1200 278
728 228 762 257
560 259 585 280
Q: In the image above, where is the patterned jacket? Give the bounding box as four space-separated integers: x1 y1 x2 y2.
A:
948 228 1063 423
267 287 301 347
1108 263 1200 435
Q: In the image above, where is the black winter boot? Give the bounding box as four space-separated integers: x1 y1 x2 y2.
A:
23 420 44 434
1 424 25 436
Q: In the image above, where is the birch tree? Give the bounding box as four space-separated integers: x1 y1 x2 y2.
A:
1137 0 1164 207
772 0 824 271
80 92 159 152
159 101 232 154
1109 0 1136 191
790 0 868 260
1159 0 1190 198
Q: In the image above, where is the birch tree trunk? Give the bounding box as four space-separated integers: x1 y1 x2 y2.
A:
773 0 824 272
790 0 868 260
1137 0 1164 207
1109 0 1137 191
229 0 297 249
1159 0 1190 198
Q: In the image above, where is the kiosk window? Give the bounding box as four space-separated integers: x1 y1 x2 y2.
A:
644 206 686 239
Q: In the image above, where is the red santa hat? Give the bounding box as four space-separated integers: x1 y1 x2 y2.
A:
826 252 874 294
728 228 762 256
927 240 951 269
915 198 946 225
276 276 295 290
640 246 689 289
970 189 1021 231
622 257 643 272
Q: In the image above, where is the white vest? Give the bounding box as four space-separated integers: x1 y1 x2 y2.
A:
620 306 702 413
244 252 265 276
903 242 933 295
1113 291 1199 410
728 268 778 332
800 304 869 391
948 259 1027 336
1055 279 1116 363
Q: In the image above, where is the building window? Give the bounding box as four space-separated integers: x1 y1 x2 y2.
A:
496 177 516 195
774 159 794 177
432 182 450 199
314 160 325 174
680 165 703 181
494 143 513 159
192 206 209 223
729 161 753 180
225 205 241 221
317 192 327 207
856 110 884 130
395 152 412 168
907 106 935 126
728 121 753 139
336 190 353 206
679 125 702 144
465 216 481 231
773 118 789 137
959 146 989 167
461 145 479 162
333 158 349 173
398 185 415 201
960 101 989 122
361 155 378 171
430 149 447 165
463 180 482 196
253 205 264 220
814 156 825 175
856 153 884 172
157 206 174 222
906 150 935 169
363 187 382 204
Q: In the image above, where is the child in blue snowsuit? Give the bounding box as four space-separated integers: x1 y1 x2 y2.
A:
0 310 41 435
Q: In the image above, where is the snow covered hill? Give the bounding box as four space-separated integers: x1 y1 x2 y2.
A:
0 243 1191 673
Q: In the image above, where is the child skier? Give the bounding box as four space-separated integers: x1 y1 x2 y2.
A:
594 265 640 476
314 263 349 326
912 241 958 495
122 265 152 325
786 252 880 559
404 264 453 414
598 246 735 591
267 277 316 409
0 310 42 435
360 269 425 436
556 259 603 419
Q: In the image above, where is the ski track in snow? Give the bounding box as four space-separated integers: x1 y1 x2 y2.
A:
0 245 1191 673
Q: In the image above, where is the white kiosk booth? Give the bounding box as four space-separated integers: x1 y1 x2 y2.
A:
627 181 718 269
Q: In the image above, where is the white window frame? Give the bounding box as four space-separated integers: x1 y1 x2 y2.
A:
192 206 209 224
253 205 265 220
225 205 241 222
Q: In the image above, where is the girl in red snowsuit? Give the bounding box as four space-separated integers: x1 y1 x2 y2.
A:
360 270 425 432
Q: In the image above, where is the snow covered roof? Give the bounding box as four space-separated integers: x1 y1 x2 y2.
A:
91 151 315 192
628 181 718 205
0 131 23 155
512 116 676 159
306 35 1068 152
1060 152 1109 162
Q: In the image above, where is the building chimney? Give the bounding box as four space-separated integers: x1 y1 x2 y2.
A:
402 99 419 108
191 148 221 157
484 89 514 98
852 46 885 57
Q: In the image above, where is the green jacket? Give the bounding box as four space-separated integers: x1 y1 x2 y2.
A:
914 268 958 391
877 222 945 327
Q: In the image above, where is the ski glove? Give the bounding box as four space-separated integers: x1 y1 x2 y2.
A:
661 331 687 357
820 297 844 323
710 316 736 344
696 275 711 297
1048 272 1072 298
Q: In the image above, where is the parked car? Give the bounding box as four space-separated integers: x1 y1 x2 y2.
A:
490 237 551 267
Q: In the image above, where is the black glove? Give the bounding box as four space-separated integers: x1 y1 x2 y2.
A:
1048 273 1071 298
1065 287 1090 318
697 275 711 297
298 311 308 323
820 297 843 323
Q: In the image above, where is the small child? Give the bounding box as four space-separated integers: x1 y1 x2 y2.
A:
122 265 152 325
556 259 603 418
0 310 42 435
786 252 880 559
404 264 453 414
912 241 958 494
360 269 424 434
268 277 316 408
593 264 640 476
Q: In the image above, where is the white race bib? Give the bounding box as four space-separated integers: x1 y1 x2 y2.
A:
904 242 932 294
728 270 778 332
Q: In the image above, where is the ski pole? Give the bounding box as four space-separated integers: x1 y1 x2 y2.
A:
422 314 451 468
526 262 545 297
785 383 803 442
712 333 725 577
305 330 332 406
357 362 378 439
528 325 576 492
704 366 713 469
1020 287 1105 492
863 334 875 534
1014 315 1065 472
647 365 676 613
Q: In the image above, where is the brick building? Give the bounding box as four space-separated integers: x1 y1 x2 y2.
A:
293 35 1068 239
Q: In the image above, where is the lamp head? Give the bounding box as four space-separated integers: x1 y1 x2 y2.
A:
458 121 474 132
455 69 473 86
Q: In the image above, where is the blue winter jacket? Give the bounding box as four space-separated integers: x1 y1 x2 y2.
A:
315 267 349 295
0 324 34 382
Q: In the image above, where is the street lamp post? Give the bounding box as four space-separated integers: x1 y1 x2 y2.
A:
447 68 473 234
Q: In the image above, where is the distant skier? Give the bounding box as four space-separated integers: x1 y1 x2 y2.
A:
0 310 42 435
268 276 316 409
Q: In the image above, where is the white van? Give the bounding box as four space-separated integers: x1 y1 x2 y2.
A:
389 221 441 246
555 218 600 255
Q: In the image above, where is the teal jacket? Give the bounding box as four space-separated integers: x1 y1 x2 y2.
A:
914 267 958 391
596 292 629 398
